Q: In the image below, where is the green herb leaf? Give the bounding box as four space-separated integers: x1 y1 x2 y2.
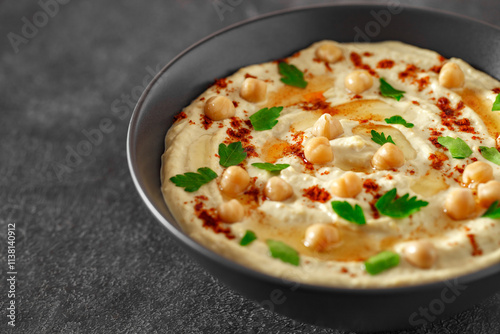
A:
249 106 283 131
437 136 472 159
492 94 500 111
371 130 395 146
219 141 247 167
278 62 308 88
240 230 257 246
170 167 217 192
385 115 414 128
251 162 290 173
266 239 300 266
482 201 500 219
375 188 428 218
479 146 500 166
331 201 366 225
364 251 400 275
379 78 405 101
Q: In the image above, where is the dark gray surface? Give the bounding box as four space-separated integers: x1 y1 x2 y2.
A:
1 1 499 333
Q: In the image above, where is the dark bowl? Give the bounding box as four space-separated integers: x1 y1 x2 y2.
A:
127 4 500 332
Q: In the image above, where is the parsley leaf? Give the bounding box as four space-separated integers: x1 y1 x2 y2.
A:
375 188 428 218
492 94 500 111
331 201 366 225
437 136 472 159
266 240 300 266
479 146 500 166
219 141 247 167
385 115 414 128
240 230 257 246
278 62 308 88
249 106 283 131
364 251 400 275
170 167 217 192
379 78 405 101
251 162 290 173
483 201 500 219
371 130 395 146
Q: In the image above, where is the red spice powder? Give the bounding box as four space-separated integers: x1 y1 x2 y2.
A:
173 111 187 122
363 179 380 195
350 52 377 76
428 152 448 170
351 94 362 100
429 65 442 74
194 201 234 239
415 76 430 91
467 234 483 256
213 78 228 88
200 114 213 129
245 73 257 79
363 52 373 57
302 185 331 203
493 88 500 94
232 101 239 108
369 194 382 219
377 59 395 69
398 64 419 82
412 101 420 105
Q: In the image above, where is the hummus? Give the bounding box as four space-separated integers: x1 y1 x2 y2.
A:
161 41 500 287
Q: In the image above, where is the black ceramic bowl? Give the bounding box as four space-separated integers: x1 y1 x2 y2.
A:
127 4 500 332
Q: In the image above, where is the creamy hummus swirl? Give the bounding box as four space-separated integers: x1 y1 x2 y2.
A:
161 41 500 287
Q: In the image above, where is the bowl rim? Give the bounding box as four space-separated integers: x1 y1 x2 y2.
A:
127 3 500 295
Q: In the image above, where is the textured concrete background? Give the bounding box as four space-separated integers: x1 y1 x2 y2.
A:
1 0 500 333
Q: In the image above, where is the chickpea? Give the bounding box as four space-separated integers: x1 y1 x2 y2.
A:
220 166 250 197
265 176 293 201
315 42 342 63
331 172 362 198
439 62 465 89
478 180 500 208
218 199 244 223
304 136 334 164
371 143 405 170
403 240 437 269
444 188 476 220
344 70 373 94
240 78 267 103
462 161 493 187
204 96 235 121
303 224 340 252
312 114 344 140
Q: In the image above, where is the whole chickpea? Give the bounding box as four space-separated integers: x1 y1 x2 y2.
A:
462 161 493 187
439 62 465 89
478 180 500 208
265 177 293 201
304 136 334 164
403 240 437 269
331 172 362 198
240 78 267 103
303 224 340 252
345 70 373 94
204 96 235 121
315 42 342 63
218 199 244 223
312 114 344 140
220 166 250 198
371 143 405 170
444 188 476 220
